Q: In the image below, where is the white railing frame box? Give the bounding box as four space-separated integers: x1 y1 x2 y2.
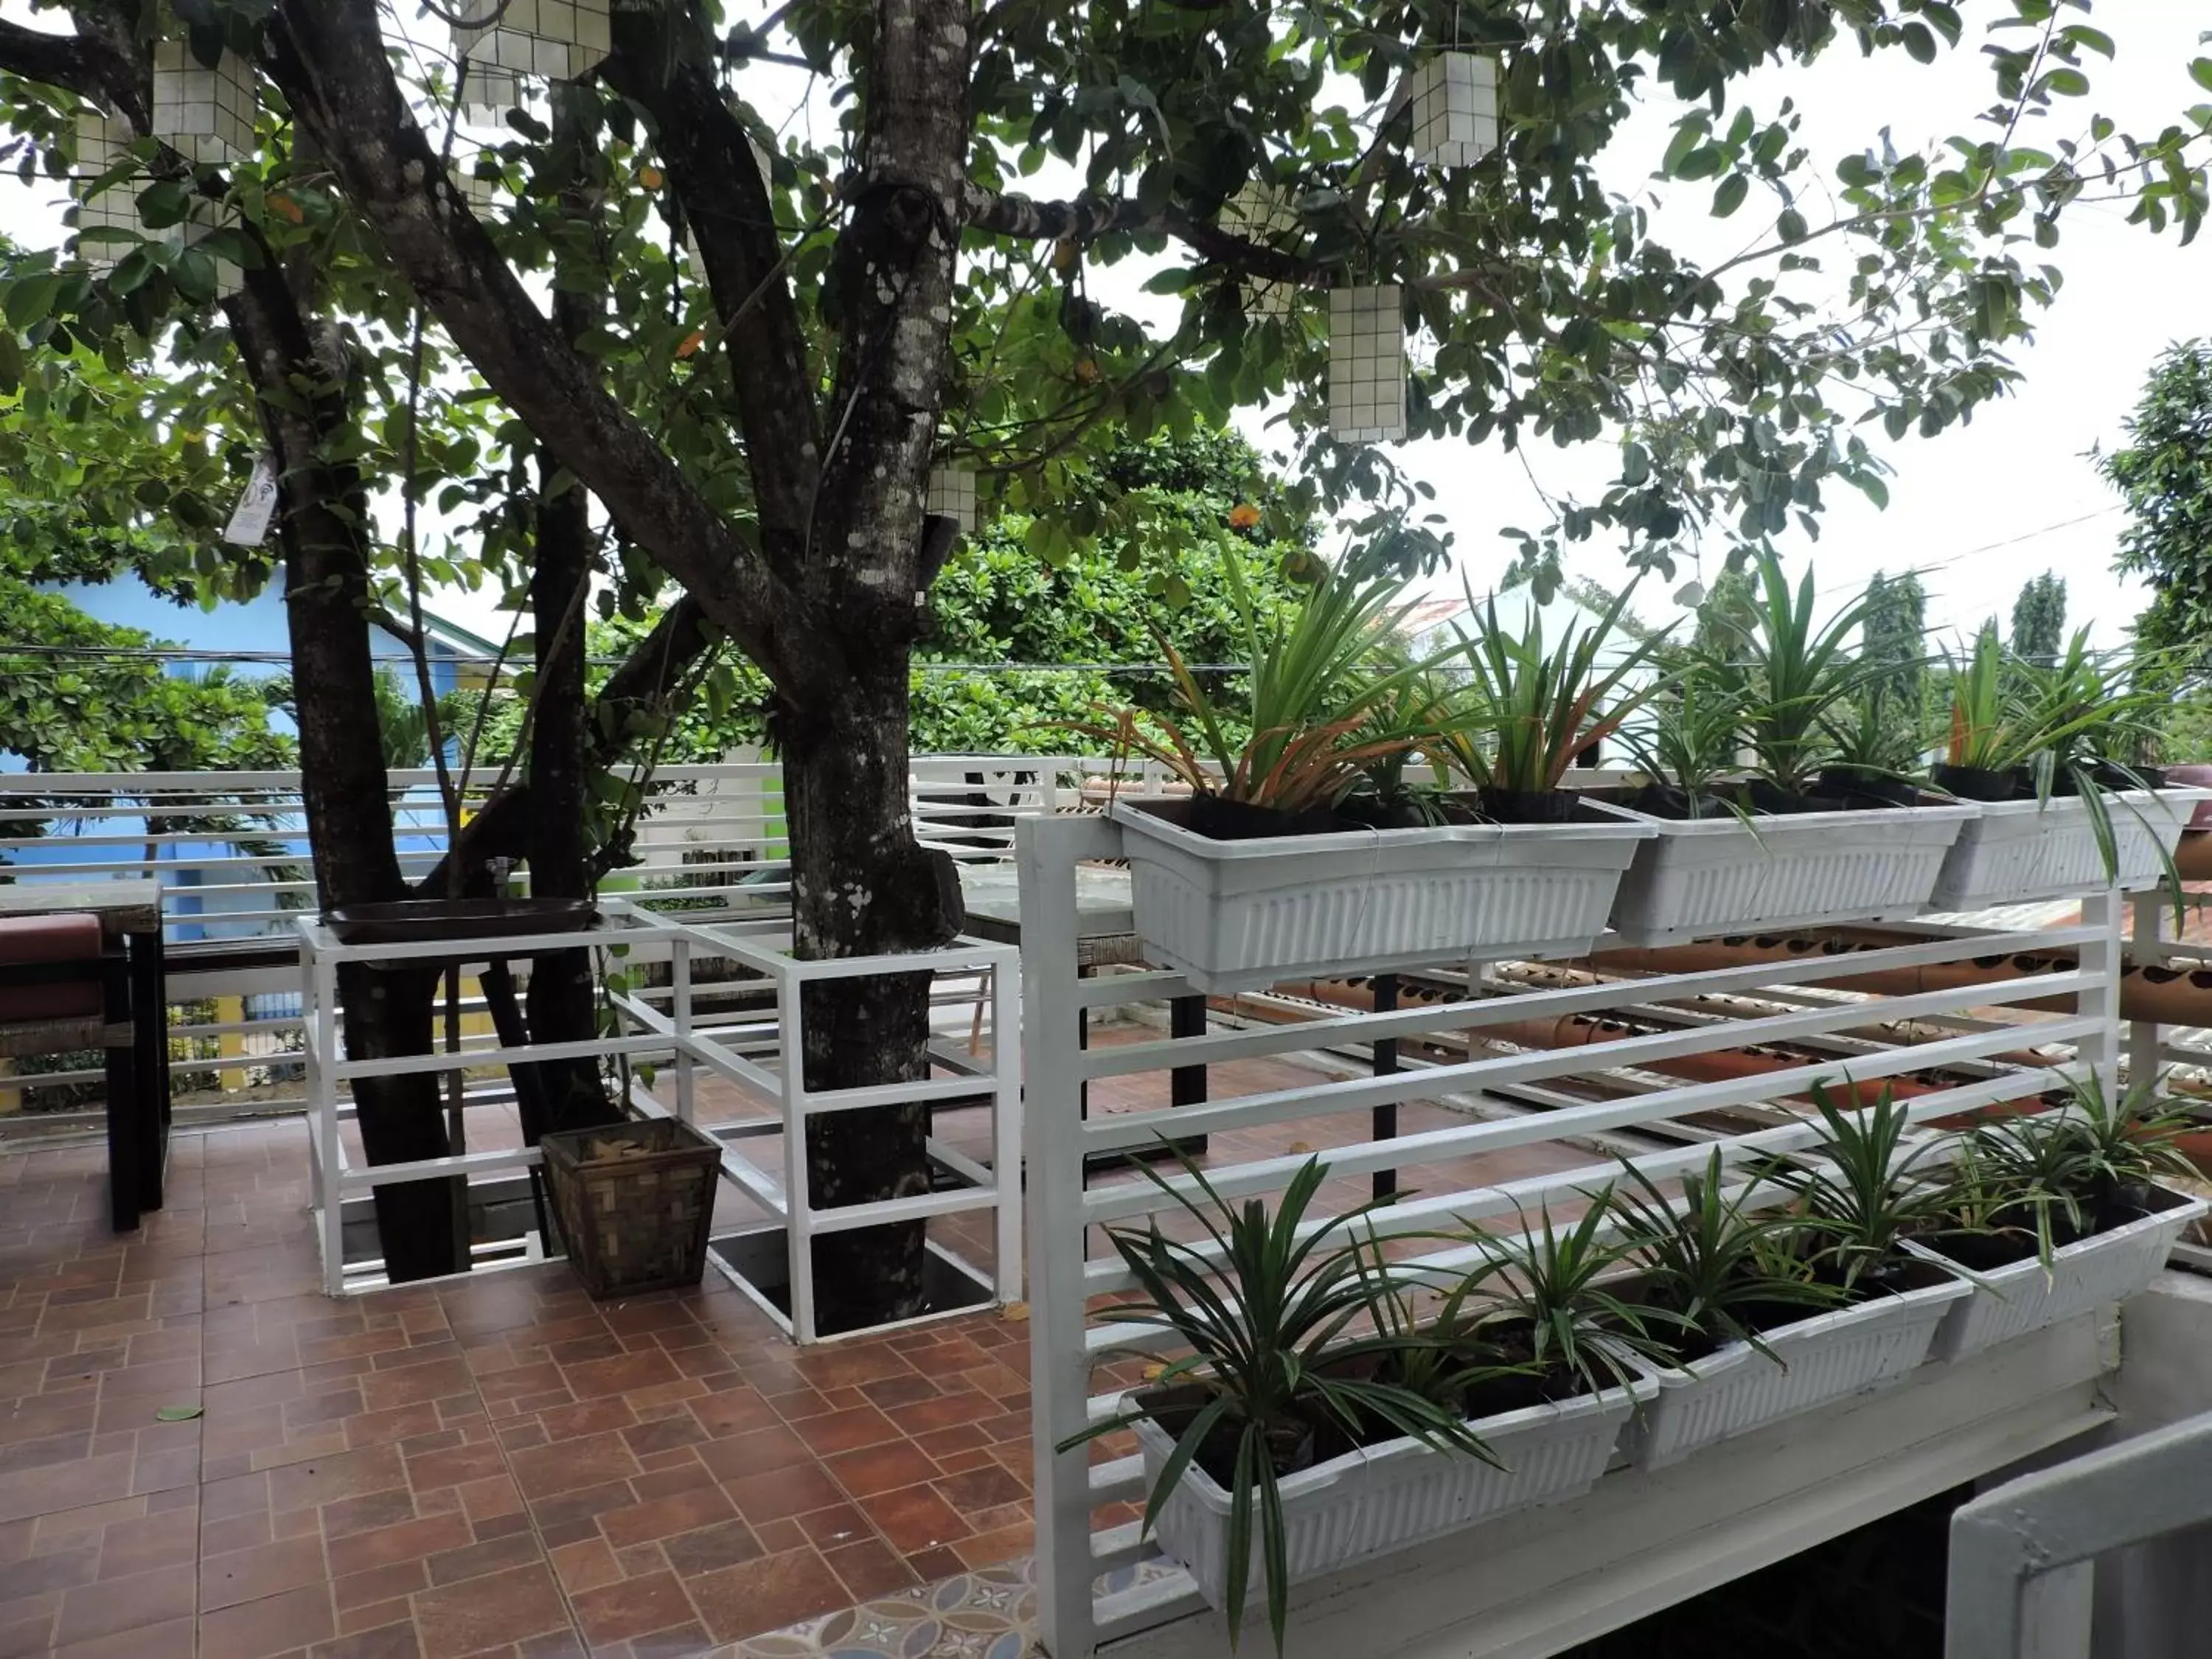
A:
1018 808 2133 1659
603 912 1022 1345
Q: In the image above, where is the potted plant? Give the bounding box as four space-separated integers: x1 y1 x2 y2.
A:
1624 1087 1969 1464
1069 1155 1509 1649
1928 628 2210 908
1602 571 1972 944
1085 552 1650 990
1906 1074 2209 1361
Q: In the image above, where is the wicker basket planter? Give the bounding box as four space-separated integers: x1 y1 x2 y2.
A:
541 1117 722 1298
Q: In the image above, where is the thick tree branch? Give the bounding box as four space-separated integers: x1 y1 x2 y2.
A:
0 15 141 117
264 0 841 707
602 26 821 570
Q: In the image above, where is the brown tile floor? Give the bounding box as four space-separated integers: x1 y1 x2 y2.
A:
1 1029 1598 1657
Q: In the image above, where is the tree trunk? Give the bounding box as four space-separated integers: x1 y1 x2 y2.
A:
782 655 960 1334
518 451 621 1140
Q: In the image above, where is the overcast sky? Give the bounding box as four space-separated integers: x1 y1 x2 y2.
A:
1 1 2204 653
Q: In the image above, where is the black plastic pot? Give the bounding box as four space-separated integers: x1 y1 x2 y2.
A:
1745 779 1843 815
1178 793 1344 841
1816 767 1919 809
1629 783 1733 821
1928 762 2025 803
1478 786 1582 824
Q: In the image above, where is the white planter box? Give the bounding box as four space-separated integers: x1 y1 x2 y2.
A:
1111 798 1652 994
1926 787 2210 910
1905 1185 2209 1363
1621 1272 1969 1469
1605 801 1975 946
1134 1373 1655 1610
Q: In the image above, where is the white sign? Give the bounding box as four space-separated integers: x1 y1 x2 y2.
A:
223 453 279 546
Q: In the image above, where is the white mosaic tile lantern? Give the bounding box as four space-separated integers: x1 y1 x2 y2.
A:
1221 182 1298 319
1327 285 1408 442
925 465 976 530
151 39 257 164
68 112 142 271
173 195 244 302
461 63 526 125
1409 52 1499 169
453 0 611 83
456 151 503 212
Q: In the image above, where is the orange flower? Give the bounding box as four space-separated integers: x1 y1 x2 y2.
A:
1227 502 1262 529
675 329 706 359
639 164 664 190
268 193 305 225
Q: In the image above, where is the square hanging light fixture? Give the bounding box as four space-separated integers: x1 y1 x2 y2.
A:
452 0 612 83
151 39 256 164
1327 285 1408 442
460 63 526 125
171 195 245 302
1409 52 1500 169
68 111 142 271
925 465 976 531
1221 181 1300 319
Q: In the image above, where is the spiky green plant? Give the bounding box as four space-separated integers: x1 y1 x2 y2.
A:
1613 1151 1844 1358
1450 584 1668 797
1065 1153 1502 1652
1621 670 1751 816
1779 1082 1952 1290
1705 552 1882 795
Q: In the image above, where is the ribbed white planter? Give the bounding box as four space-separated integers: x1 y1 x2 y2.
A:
1134 1374 1655 1610
1605 800 1975 946
1110 798 1652 993
1905 1185 2208 1364
1621 1273 1969 1469
1927 787 2210 910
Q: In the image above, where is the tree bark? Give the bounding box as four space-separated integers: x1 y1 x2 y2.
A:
781 655 960 1334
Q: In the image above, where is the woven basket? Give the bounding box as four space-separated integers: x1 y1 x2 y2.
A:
540 1117 722 1299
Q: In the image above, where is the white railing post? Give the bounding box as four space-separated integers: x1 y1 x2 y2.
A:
777 955 817 1344
2129 888 2164 1088
673 935 695 1125
1022 813 1103 1659
2079 886 2125 1099
304 920 345 1297
992 957 1023 1308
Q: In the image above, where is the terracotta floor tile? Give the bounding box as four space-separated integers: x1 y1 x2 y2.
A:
324 1512 473 1580
682 1545 849 1644
950 1517 1033 1570
560 1351 684 1402
50 1559 197 1647
307 1620 422 1659
571 1568 696 1644
507 1432 641 1500
46 1611 198 1659
824 1440 939 1499
785 1404 901 1458
932 1461 1028 1512
199 1582 336 1659
548 1536 624 1596
822 1535 921 1601
597 1486 738 1552
265 1445 409 1517
865 1483 971 1555
720 1464 847 1527
412 1561 572 1656
655 1517 762 1580
202 1535 331 1612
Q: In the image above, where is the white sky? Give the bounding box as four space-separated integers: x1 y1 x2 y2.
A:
2 1 2205 651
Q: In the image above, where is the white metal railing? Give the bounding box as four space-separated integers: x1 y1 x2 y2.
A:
0 754 1091 1121
299 898 1020 1335
1015 811 2129 1659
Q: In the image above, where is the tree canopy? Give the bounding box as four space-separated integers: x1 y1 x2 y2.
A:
2105 340 2212 663
2008 569 2067 664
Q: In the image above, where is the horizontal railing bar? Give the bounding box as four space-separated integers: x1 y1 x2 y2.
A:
1080 969 2101 1157
807 1183 999 1234
1077 927 2104 1082
337 1145 543 1188
1079 1059 2089 1343
1076 969 1200 1009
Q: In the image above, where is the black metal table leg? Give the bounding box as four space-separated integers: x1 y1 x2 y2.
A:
1372 973 1398 1200
128 925 169 1216
103 946 140 1232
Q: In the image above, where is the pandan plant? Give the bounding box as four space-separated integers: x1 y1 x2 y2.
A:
1621 670 1750 818
1703 552 1882 803
1613 1151 1844 1360
1776 1082 1952 1292
1067 1154 1501 1651
1446 584 1668 821
1069 546 1461 827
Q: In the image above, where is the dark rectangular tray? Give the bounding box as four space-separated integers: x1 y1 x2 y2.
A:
322 898 599 946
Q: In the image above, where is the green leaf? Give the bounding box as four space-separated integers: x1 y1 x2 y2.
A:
1713 173 1750 218
1901 21 1936 63
2191 58 2212 94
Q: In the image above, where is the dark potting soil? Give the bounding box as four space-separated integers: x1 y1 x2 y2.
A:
1815 768 1923 809
1476 786 1585 824
1918 1189 2160 1273
1627 783 1736 821
1174 794 1346 841
1929 762 2032 802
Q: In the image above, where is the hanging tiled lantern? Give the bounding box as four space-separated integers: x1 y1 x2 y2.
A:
1221 182 1298 319
461 64 525 125
1327 285 1408 442
67 111 142 271
1409 51 1499 169
925 465 976 530
452 0 611 83
456 150 503 213
150 39 257 164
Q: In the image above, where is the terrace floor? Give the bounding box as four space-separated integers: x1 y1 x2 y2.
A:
0 1040 1595 1659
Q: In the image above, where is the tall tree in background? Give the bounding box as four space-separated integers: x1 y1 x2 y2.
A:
2104 341 2212 667
1862 568 1930 738
1 1 2207 1318
2008 569 2067 666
